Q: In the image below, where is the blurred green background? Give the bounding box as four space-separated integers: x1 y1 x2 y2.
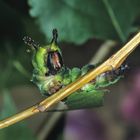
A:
0 0 140 140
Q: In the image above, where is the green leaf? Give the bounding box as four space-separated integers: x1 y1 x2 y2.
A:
28 0 140 44
0 1 32 90
0 59 30 90
65 90 104 110
46 90 104 112
0 91 36 140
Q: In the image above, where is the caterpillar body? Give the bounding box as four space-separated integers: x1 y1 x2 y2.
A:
23 29 128 110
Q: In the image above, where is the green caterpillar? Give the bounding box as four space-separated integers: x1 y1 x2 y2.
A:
23 29 128 110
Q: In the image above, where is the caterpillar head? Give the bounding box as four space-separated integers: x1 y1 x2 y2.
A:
46 29 63 75
23 29 64 76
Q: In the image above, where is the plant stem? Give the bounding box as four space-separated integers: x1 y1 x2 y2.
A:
0 31 140 129
102 0 125 42
89 40 116 64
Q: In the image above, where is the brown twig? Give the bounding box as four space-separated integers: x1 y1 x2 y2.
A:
0 32 140 129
